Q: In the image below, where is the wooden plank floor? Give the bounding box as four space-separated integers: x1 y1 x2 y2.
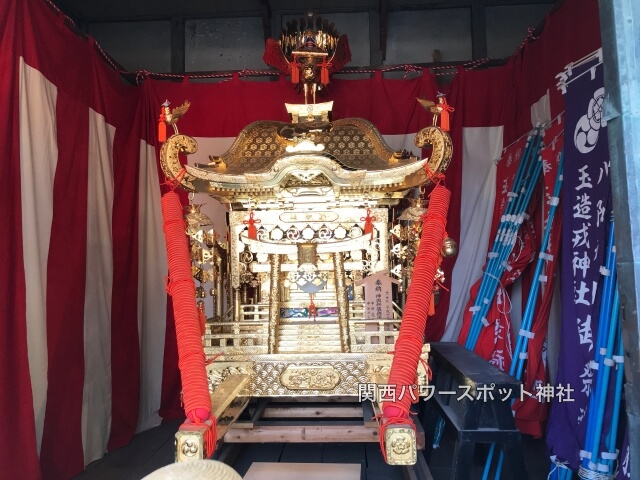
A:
72 417 550 480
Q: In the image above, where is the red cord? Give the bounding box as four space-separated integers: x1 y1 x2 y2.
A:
206 352 224 366
162 167 187 190
380 183 451 445
197 301 206 336
242 210 261 239
360 208 376 235
162 190 217 457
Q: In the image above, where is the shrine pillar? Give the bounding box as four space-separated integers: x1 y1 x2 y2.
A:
215 257 223 319
233 287 241 322
268 254 282 353
333 252 351 353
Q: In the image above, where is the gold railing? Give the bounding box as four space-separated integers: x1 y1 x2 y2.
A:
348 301 401 352
204 301 404 356
239 303 270 322
349 319 400 352
349 301 403 320
204 305 269 356
349 301 366 320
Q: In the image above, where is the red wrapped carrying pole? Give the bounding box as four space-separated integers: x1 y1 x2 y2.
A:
162 189 217 457
379 181 451 459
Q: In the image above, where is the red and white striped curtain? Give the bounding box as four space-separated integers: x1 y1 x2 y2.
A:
1 1 159 478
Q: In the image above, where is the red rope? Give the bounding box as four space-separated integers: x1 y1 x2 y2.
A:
205 352 224 366
379 183 450 457
162 167 187 190
162 190 217 457
360 208 376 235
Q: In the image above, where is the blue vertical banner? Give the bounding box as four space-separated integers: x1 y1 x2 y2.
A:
547 53 612 469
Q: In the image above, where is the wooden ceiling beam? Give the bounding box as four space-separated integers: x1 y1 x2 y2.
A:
380 0 388 62
51 0 556 23
260 0 272 41
470 4 487 60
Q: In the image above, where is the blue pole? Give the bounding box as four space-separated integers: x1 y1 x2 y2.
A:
514 158 564 379
482 442 495 479
602 310 624 473
470 129 544 480
582 289 620 472
580 217 616 469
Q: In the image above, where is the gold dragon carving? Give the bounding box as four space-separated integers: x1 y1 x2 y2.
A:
414 125 453 175
160 134 199 191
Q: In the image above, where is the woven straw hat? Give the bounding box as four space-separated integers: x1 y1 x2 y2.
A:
142 460 242 480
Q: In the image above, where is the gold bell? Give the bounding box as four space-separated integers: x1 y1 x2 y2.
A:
441 237 458 257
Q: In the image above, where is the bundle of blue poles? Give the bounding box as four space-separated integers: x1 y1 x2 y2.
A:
464 127 544 351
482 151 564 480
479 210 624 479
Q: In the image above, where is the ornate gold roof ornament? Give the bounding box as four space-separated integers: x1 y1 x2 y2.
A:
158 100 190 142
417 93 455 131
263 12 352 104
184 202 212 231
160 116 452 208
397 198 428 222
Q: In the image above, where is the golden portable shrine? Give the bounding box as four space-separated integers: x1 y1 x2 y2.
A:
158 15 455 469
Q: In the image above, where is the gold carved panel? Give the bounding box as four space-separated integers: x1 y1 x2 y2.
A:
249 359 368 396
280 365 342 390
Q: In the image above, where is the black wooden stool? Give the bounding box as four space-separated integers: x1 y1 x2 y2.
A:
421 342 529 480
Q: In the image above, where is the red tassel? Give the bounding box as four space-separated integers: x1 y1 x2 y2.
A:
428 295 436 316
321 65 329 85
291 64 299 84
158 120 166 143
437 98 454 132
361 208 376 236
197 301 206 336
440 111 450 132
243 211 261 239
309 294 317 321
